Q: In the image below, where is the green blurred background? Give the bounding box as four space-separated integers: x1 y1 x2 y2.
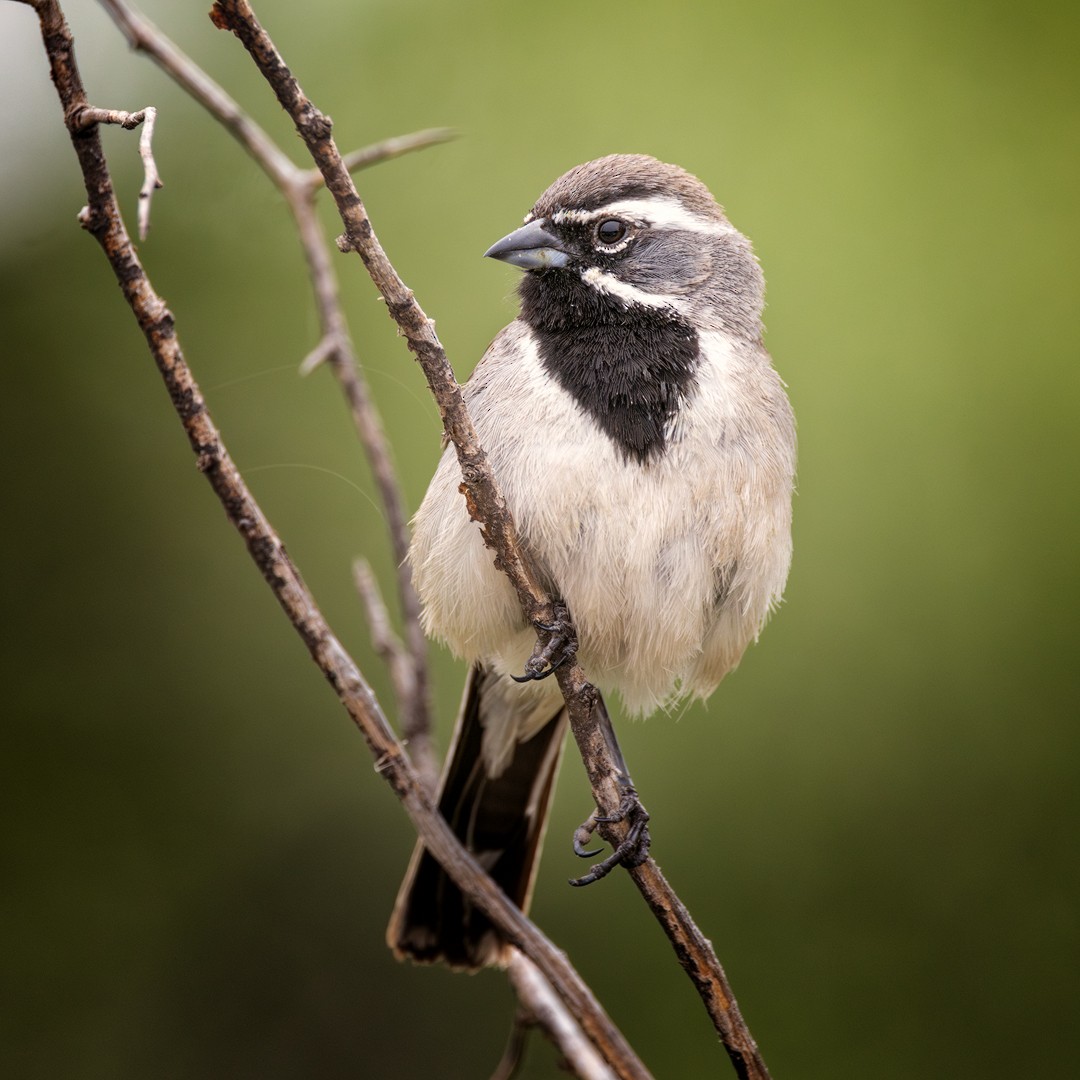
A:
2 1 1078 1076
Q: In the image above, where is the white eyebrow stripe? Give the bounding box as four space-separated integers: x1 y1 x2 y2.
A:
580 266 689 311
551 196 735 236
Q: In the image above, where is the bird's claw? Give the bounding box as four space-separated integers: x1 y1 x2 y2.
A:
511 601 577 683
573 817 603 859
568 789 651 887
510 648 570 683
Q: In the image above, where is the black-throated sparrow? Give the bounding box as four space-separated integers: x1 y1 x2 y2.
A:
388 155 795 969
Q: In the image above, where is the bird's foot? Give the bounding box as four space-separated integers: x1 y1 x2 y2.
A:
511 601 577 683
569 788 651 887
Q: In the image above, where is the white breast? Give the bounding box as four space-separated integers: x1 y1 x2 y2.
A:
409 321 794 716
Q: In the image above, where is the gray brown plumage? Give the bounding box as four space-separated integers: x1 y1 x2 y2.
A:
388 155 796 970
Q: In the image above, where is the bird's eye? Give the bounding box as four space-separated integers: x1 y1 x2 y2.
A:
595 219 627 246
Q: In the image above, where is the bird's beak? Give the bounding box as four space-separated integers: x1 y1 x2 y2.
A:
484 219 570 270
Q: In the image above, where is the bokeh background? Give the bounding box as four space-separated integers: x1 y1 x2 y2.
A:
3 1 1078 1077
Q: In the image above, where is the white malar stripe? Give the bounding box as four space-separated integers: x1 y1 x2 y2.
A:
580 266 688 311
552 196 736 237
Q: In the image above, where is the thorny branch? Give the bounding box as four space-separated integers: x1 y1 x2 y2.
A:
18 0 650 1076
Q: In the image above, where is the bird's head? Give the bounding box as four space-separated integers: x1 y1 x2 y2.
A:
485 154 764 341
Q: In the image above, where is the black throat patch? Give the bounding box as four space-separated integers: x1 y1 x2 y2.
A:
519 271 699 463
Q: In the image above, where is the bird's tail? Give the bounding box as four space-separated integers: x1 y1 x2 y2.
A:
387 664 567 970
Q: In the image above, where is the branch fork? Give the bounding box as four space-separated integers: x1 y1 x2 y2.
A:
65 102 161 239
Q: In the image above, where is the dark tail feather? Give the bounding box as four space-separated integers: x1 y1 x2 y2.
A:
387 665 566 970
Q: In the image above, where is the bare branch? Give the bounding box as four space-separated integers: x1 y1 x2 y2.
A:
98 0 433 773
351 558 435 787
298 331 338 376
66 103 162 239
336 127 457 178
505 951 617 1080
489 1010 531 1080
69 104 145 129
99 0 295 185
629 859 767 1077
136 105 160 240
353 559 406 674
205 2 771 1077
209 0 609 778
24 3 652 1077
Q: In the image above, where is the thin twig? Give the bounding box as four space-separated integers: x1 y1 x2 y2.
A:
135 105 160 240
68 103 162 239
206 3 771 1077
298 332 337 376
22 3 652 1078
99 0 295 182
505 951 617 1080
97 0 435 784
70 104 146 129
353 558 415 729
489 1010 531 1080
337 127 456 177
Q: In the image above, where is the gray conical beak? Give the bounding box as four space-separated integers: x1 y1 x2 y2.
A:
484 219 570 270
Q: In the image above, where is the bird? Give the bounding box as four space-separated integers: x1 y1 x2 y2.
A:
387 154 796 970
